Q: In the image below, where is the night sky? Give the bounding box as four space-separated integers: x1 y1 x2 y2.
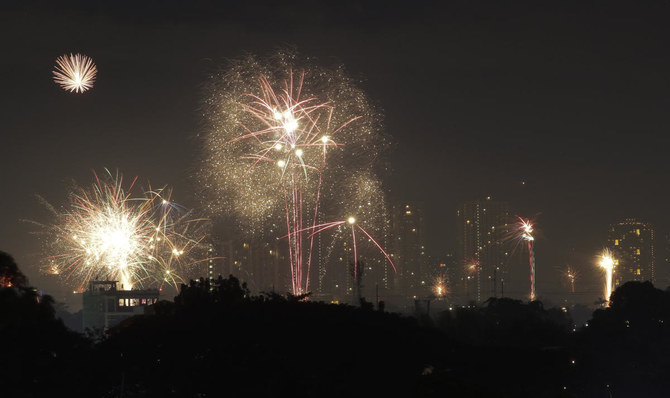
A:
3 1 670 302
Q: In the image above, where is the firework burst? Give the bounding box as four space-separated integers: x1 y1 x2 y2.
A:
514 217 536 301
564 265 577 293
432 269 449 298
39 170 211 291
52 53 98 93
199 51 392 295
598 249 615 306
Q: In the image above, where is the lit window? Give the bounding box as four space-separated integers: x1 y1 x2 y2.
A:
615 239 619 246
119 299 124 307
636 229 640 236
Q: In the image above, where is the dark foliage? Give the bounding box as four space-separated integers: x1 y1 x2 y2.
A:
0 251 28 288
437 297 571 347
96 276 440 397
0 271 90 397
572 281 670 397
5 248 670 397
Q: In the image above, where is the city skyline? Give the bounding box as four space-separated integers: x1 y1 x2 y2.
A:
3 2 670 305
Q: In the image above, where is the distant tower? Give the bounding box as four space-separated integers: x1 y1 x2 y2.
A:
457 197 510 303
607 218 655 286
390 201 427 298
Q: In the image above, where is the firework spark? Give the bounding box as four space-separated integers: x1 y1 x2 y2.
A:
199 51 391 295
465 259 481 276
289 216 396 280
433 274 449 298
53 53 97 93
598 249 615 306
40 170 211 291
515 217 536 301
564 265 577 293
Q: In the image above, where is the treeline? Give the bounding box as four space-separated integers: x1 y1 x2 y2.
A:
2 250 670 397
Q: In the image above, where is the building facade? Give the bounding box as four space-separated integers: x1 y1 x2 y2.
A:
82 281 159 330
457 197 510 303
390 201 427 299
608 218 655 286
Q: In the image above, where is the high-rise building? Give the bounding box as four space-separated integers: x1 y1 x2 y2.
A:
607 218 655 286
390 201 427 298
457 197 510 303
214 239 284 294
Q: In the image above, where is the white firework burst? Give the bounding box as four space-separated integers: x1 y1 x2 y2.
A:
53 53 98 93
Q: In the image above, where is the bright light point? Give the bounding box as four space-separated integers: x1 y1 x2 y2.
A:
347 216 356 225
321 136 329 143
295 149 303 157
274 143 283 150
284 119 298 133
277 160 286 168
273 111 282 120
162 200 167 204
600 254 614 269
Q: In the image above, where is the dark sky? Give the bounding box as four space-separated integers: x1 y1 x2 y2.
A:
2 1 670 303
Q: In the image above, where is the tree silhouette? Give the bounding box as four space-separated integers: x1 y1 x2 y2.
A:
0 251 27 288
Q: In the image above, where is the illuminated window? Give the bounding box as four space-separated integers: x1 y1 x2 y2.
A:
615 239 619 246
637 269 641 275
636 229 640 236
119 299 124 307
637 249 641 255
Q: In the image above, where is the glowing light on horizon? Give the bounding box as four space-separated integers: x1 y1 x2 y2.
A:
599 249 615 305
434 276 448 297
53 53 97 93
564 265 577 294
